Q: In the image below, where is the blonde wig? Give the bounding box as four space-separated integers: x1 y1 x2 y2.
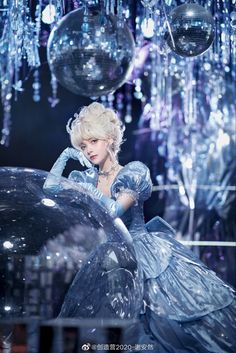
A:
67 102 124 156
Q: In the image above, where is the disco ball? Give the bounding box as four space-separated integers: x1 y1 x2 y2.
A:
0 167 142 321
165 3 215 57
47 7 135 96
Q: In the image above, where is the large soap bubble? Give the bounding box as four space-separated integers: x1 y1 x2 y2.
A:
47 7 135 97
165 3 215 57
0 167 143 321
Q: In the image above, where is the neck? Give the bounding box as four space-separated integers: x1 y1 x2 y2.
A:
98 157 119 177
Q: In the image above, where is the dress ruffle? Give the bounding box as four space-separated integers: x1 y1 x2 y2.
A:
134 232 235 321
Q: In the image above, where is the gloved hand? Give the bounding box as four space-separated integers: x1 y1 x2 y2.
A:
44 147 92 191
80 182 125 218
58 147 92 168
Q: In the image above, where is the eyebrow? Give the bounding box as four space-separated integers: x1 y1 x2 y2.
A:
79 140 90 147
80 138 95 145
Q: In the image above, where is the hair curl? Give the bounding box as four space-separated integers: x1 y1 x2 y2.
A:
67 102 124 156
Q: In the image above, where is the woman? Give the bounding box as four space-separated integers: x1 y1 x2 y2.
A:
44 102 236 352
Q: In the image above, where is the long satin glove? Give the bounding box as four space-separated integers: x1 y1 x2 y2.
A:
80 182 125 218
44 147 92 191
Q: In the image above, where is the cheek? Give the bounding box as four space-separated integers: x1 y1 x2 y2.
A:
98 142 108 152
104 143 109 154
104 141 109 149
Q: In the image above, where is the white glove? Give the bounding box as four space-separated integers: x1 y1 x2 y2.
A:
43 147 92 191
62 147 92 168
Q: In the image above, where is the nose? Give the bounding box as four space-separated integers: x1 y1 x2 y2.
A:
87 145 93 156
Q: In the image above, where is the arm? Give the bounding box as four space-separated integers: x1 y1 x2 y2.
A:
43 147 92 191
79 183 135 218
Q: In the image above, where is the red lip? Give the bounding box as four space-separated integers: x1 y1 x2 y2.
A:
90 155 97 160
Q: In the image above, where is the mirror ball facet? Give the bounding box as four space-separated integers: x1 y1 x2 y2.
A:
165 3 215 57
47 7 135 97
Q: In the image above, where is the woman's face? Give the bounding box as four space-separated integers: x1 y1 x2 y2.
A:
79 138 110 165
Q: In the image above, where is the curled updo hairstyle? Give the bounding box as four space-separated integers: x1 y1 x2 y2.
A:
67 102 125 156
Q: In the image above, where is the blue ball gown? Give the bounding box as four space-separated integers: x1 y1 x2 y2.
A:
59 161 236 353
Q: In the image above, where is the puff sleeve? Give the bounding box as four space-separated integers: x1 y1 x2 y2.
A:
111 161 152 203
68 167 97 186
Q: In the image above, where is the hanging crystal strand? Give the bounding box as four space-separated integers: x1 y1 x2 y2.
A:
52 0 65 21
117 0 122 16
108 0 115 15
116 92 124 120
122 0 130 22
230 11 236 81
202 1 214 66
107 92 115 109
23 0 41 67
193 75 197 128
1 0 19 145
32 0 42 104
183 59 194 126
100 95 108 107
149 45 158 130
117 0 124 27
133 2 147 121
149 3 157 130
164 54 172 129
150 2 164 131
0 0 41 145
112 0 116 14
220 0 230 66
35 0 42 46
207 0 212 7
213 0 221 64
135 1 144 47
0 90 12 146
133 2 146 85
182 58 197 227
134 78 142 100
0 3 11 146
47 0 64 108
32 69 41 102
124 84 132 124
48 73 59 107
160 0 173 55
159 1 171 130
143 3 152 37
13 53 19 102
104 0 109 15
